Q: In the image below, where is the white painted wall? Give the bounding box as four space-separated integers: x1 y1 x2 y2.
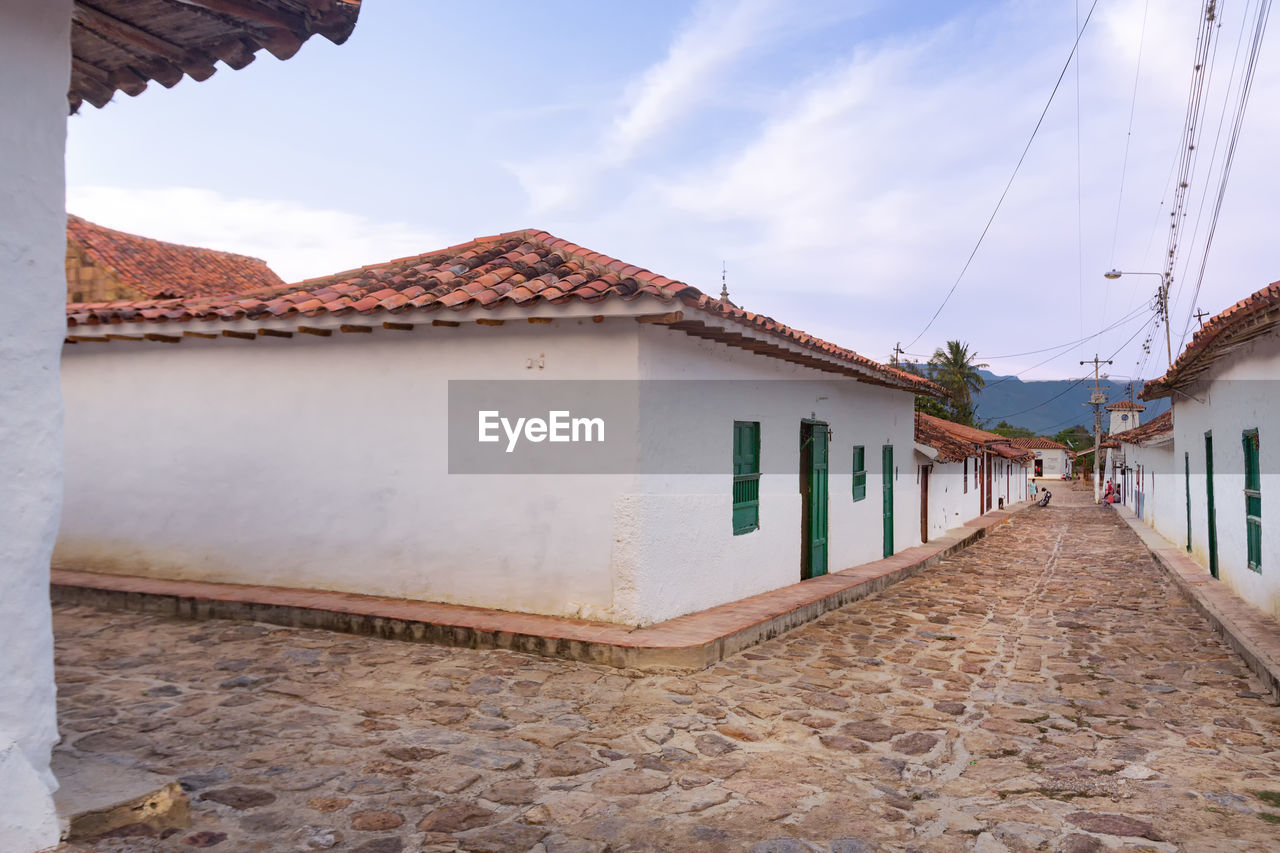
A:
1121 439 1177 543
618 325 921 623
1032 448 1070 478
1108 408 1141 434
60 316 926 627
60 321 639 623
923 458 981 540
1168 334 1280 619
0 2 69 849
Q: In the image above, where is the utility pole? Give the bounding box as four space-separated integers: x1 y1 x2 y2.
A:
891 342 904 366
1193 308 1211 330
1081 354 1112 504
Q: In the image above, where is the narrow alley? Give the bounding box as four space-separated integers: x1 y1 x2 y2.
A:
55 487 1280 852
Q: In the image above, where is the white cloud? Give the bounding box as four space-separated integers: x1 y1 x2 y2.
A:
604 0 785 164
65 186 445 282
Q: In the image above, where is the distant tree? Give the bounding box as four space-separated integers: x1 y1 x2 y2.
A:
1053 425 1092 451
898 359 950 418
990 420 1035 439
928 340 989 427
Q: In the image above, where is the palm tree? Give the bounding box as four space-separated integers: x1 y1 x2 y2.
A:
928 340 989 426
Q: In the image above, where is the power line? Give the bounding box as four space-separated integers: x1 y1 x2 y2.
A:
903 296 1151 362
1076 0 1085 362
904 0 1099 350
1178 0 1272 347
982 312 1156 422
1108 0 1151 269
978 304 1151 391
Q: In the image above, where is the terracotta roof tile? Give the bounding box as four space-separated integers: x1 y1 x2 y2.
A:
1113 409 1173 445
1008 437 1071 451
65 229 940 395
68 215 284 300
914 414 1033 463
1104 400 1146 411
1143 278 1280 398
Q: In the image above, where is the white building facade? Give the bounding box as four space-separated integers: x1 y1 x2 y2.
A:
0 3 359 848
1142 281 1279 620
913 413 1031 542
58 232 940 628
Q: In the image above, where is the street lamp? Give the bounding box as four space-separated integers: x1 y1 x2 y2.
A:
1103 269 1172 368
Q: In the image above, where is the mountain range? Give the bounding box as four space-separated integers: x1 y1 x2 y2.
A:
972 370 1170 436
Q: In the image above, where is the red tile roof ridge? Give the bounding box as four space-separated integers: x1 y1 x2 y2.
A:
1105 399 1146 410
67 214 285 300
1008 436 1071 451
64 228 942 395
1142 278 1280 398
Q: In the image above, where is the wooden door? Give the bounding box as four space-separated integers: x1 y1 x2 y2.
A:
882 445 894 558
1205 432 1219 579
799 421 829 579
920 465 930 543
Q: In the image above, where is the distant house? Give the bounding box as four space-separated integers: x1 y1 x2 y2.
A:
1141 278 1279 619
1010 436 1073 479
1111 410 1173 527
66 214 283 303
913 413 1032 541
58 230 943 627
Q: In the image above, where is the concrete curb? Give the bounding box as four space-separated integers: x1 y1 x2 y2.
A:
1113 505 1280 704
52 502 1031 672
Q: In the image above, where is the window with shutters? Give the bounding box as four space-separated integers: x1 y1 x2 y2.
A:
852 445 867 501
1243 429 1261 571
733 421 761 535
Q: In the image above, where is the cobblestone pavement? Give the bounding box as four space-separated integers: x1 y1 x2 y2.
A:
56 487 1280 852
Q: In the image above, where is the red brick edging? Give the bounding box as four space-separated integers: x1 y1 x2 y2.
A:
51 505 1026 671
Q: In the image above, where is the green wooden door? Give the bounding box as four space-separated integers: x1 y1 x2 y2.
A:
732 421 760 535
1205 432 1218 579
1184 451 1192 552
799 421 828 579
1244 429 1261 571
882 444 894 558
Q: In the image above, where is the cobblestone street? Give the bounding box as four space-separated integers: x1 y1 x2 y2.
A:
55 487 1280 852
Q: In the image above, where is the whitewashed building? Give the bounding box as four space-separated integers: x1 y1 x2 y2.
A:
58 231 943 628
1010 437 1074 479
0 2 360 848
1141 280 1279 619
1113 411 1175 534
913 413 1032 542
1106 399 1145 435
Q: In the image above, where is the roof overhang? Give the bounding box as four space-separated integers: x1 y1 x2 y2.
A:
69 0 362 112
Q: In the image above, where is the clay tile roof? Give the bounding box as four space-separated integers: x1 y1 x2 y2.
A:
1113 409 1173 445
914 413 979 463
1008 437 1070 451
1142 278 1280 399
915 414 1036 464
68 0 362 113
65 228 941 395
1104 399 1146 411
67 214 284 299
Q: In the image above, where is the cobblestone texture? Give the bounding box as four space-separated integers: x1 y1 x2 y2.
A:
55 487 1280 851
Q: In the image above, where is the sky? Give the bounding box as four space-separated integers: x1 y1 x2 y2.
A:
66 0 1280 383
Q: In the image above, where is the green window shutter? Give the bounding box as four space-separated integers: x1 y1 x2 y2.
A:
733 421 760 535
1243 429 1261 571
852 445 866 501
